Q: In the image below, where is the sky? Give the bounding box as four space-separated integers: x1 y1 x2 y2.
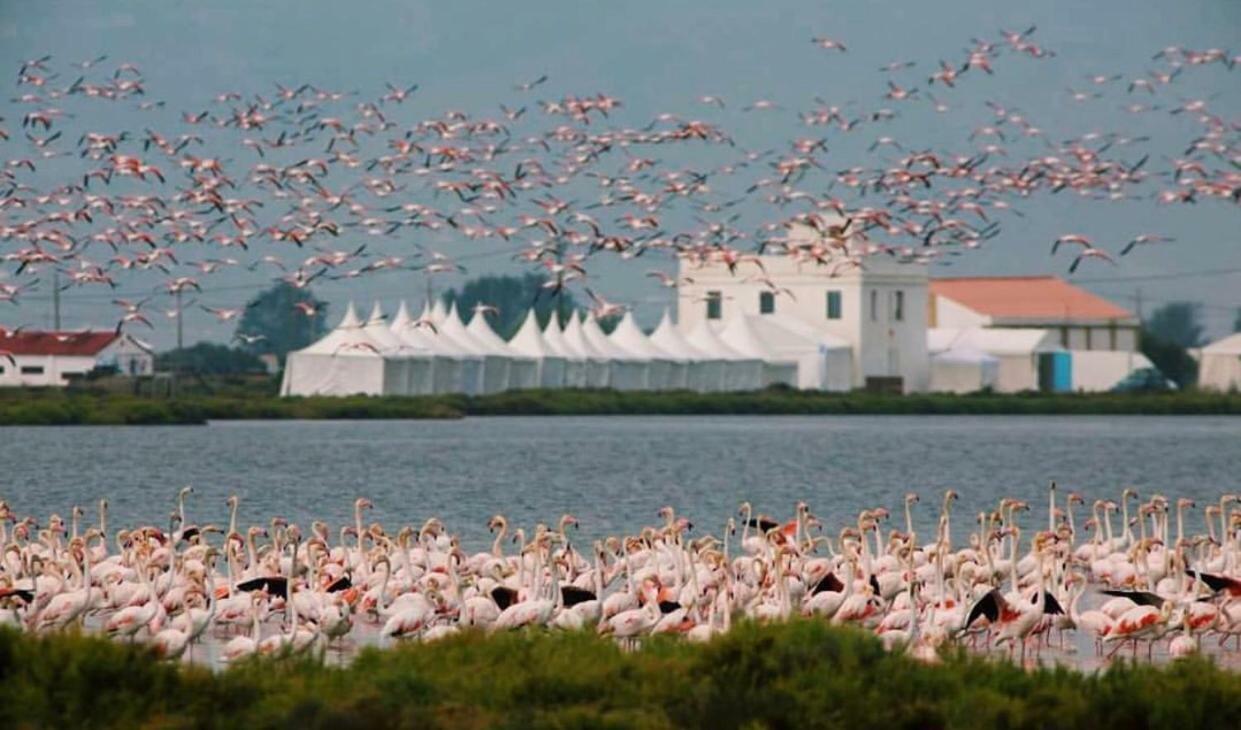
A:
1 0 1238 347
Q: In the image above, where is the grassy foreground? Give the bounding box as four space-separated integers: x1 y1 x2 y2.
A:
3 622 1240 729
2 385 1240 425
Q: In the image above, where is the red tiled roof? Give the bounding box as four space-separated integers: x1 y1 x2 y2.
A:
0 329 120 356
930 276 1134 322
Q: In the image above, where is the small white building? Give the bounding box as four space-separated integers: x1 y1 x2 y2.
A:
677 220 929 392
0 329 154 387
929 276 1150 392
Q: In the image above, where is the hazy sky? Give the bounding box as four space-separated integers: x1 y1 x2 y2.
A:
1 1 1238 345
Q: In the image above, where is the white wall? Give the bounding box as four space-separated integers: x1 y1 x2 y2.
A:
0 354 98 387
931 296 990 329
1070 350 1153 391
676 236 929 391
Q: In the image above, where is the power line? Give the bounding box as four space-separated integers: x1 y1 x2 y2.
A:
1073 266 1241 284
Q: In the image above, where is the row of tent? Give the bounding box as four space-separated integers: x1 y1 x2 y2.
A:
281 300 856 397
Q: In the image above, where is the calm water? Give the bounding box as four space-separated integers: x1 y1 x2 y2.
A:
4 415 1240 549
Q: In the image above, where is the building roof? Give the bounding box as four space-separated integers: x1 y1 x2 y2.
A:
0 329 121 356
930 276 1134 323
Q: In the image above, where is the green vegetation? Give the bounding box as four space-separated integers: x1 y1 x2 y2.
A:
1141 301 1203 388
156 342 269 375
3 385 1241 425
3 622 1240 729
234 281 329 361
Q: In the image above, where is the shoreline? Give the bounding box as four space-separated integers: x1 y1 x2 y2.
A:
2 388 1240 426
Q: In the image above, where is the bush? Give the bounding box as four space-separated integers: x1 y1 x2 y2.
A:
2 623 1240 729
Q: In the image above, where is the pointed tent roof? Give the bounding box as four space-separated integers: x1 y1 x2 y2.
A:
1202 333 1241 355
429 298 448 327
717 313 777 360
609 311 675 360
648 309 708 361
299 301 384 356
582 312 638 360
541 312 579 359
390 300 415 333
363 302 405 351
509 310 554 358
747 315 850 354
562 311 607 360
466 307 527 358
436 301 490 356
685 318 749 360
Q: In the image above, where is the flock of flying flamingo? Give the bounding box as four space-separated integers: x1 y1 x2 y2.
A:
0 26 1236 341
2 485 1241 666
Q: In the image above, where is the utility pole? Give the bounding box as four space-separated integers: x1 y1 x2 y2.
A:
1135 287 1144 322
52 271 61 330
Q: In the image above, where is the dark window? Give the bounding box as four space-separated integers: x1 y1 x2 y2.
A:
870 290 878 321
706 291 722 320
0 365 5 374
893 290 905 322
826 290 842 320
759 291 775 314
21 365 44 375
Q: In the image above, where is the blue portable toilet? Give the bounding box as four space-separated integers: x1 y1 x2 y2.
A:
1038 351 1072 392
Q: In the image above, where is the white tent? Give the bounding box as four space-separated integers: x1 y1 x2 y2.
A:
649 309 715 391
685 319 763 391
582 312 649 390
1199 333 1241 392
439 302 510 394
928 327 1061 393
508 310 567 389
609 312 678 391
361 302 427 396
542 313 589 388
466 307 538 390
1069 350 1157 392
391 301 460 395
281 302 388 396
755 316 853 391
717 314 799 388
561 312 612 388
927 332 999 394
416 300 484 395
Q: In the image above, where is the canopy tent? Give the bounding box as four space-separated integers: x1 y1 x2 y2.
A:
748 315 853 391
649 309 716 391
282 302 388 396
717 314 799 388
541 313 590 388
1198 333 1241 392
466 307 538 390
685 319 764 391
582 312 649 391
927 332 999 394
561 312 612 388
928 327 1062 393
391 301 461 395
361 302 429 396
439 302 510 394
608 312 679 391
508 310 567 389
414 300 484 395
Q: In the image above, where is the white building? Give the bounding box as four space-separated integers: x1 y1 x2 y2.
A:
677 221 929 392
0 329 154 387
929 276 1152 392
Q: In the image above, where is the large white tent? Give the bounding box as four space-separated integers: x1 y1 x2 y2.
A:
685 319 764 391
649 309 716 391
282 303 389 396
1198 333 1241 392
609 312 678 391
541 313 589 388
717 314 799 388
506 310 566 389
561 312 612 388
389 301 458 394
736 314 852 391
582 312 649 391
439 302 510 394
466 307 538 390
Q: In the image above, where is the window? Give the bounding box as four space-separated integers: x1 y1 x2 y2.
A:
21 365 44 375
759 291 775 314
893 290 905 322
706 291 722 320
869 290 878 321
826 290 842 320
1109 325 1117 351
1085 328 1093 351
